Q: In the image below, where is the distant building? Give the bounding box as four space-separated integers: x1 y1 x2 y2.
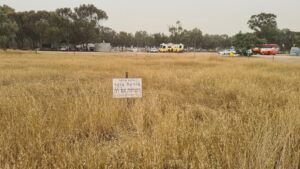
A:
95 43 111 52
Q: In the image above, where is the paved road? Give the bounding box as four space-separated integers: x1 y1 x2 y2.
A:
252 54 300 64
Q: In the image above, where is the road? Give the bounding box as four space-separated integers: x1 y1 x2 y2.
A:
252 54 300 64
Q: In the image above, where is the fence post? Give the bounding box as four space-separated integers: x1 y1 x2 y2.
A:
125 72 129 108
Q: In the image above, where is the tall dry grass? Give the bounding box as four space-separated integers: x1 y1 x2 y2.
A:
0 51 299 169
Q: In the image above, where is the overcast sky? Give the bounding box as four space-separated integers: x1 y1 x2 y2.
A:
1 0 299 35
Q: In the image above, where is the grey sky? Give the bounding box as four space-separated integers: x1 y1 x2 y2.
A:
1 0 299 35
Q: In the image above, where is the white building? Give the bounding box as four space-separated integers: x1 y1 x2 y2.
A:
95 43 111 52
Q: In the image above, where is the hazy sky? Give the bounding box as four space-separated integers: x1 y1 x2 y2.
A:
1 0 299 35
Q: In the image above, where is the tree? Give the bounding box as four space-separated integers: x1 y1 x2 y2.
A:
182 28 202 49
295 32 300 47
73 4 108 50
152 33 169 47
0 5 14 14
134 31 153 47
8 5 107 50
248 13 279 43
116 31 133 48
232 32 266 55
56 8 74 48
200 34 231 50
0 5 18 49
9 11 28 49
99 26 117 45
277 29 300 51
169 21 184 43
24 11 61 49
10 11 45 49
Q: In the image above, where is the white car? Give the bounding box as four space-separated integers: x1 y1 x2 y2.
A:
59 46 68 51
148 48 159 53
219 48 237 56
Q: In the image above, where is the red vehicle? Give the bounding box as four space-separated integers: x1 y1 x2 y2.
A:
252 44 279 55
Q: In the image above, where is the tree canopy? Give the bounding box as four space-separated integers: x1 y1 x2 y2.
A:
248 13 279 43
0 5 299 52
233 32 266 55
0 5 18 49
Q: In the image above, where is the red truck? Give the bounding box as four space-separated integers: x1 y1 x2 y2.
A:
252 44 279 55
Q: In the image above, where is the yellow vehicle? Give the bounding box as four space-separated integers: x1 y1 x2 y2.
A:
159 43 184 53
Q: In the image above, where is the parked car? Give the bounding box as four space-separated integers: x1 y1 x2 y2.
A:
59 46 69 51
219 48 237 56
246 49 253 56
290 47 300 56
148 48 159 53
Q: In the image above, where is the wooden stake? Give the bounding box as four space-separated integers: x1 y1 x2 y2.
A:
125 72 129 108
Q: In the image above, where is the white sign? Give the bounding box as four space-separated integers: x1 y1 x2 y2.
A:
113 78 142 98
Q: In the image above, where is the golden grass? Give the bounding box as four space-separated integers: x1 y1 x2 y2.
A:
0 51 299 168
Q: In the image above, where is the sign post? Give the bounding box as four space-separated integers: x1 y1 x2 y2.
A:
113 72 142 109
113 73 142 99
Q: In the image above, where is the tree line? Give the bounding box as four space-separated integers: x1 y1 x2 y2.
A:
1 4 300 52
233 13 300 54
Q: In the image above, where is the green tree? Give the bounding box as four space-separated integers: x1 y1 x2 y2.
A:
248 13 279 43
277 29 300 51
153 33 169 47
56 8 74 49
10 5 107 50
0 5 14 14
99 26 118 45
116 31 133 48
73 4 108 50
9 11 29 49
134 31 153 47
233 32 266 55
295 32 300 47
201 34 231 50
26 11 61 49
11 11 45 49
34 11 52 48
169 21 183 43
182 28 202 49
0 5 18 49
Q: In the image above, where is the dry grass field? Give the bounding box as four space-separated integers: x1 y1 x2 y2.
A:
0 50 299 169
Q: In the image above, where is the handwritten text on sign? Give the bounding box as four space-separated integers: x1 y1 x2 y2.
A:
113 78 142 98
